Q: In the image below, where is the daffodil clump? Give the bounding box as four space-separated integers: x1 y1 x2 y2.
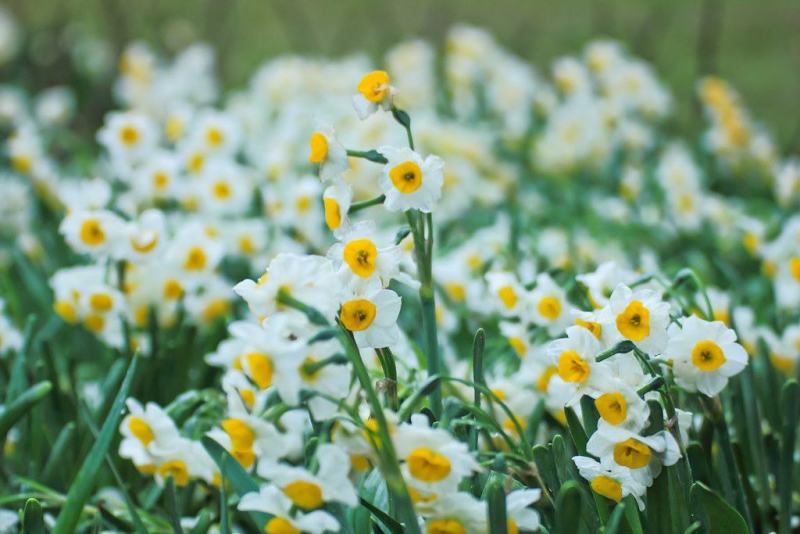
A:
0 19 799 534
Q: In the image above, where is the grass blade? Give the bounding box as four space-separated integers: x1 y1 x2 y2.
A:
0 381 52 444
53 355 139 534
779 380 799 534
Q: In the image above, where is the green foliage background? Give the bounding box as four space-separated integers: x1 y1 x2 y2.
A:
5 0 800 147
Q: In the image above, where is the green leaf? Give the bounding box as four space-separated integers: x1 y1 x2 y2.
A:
565 406 588 455
779 380 799 534
397 374 442 420
6 315 36 403
22 498 46 534
359 497 404 534
40 422 75 484
532 445 558 502
579 395 599 438
555 480 583 534
689 481 748 534
485 470 508 534
0 381 52 444
164 477 185 534
604 501 626 534
53 355 138 534
201 436 268 529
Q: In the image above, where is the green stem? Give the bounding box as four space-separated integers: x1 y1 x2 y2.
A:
345 149 388 164
337 326 420 534
348 194 386 214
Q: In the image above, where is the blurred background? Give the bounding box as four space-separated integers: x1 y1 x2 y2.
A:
3 0 800 147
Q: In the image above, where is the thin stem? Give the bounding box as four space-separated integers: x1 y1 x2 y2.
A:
348 194 386 214
336 325 420 534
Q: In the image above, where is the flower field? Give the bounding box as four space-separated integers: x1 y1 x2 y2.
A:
0 6 799 534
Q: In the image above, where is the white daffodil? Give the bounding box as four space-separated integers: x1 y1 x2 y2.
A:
573 455 646 510
485 271 527 318
586 422 681 486
234 253 338 322
394 414 480 491
328 221 405 287
420 491 487 534
122 208 166 261
547 325 614 402
239 484 340 534
666 316 748 396
378 146 444 213
352 70 394 120
600 283 670 355
529 273 571 335
257 444 358 510
59 209 127 257
338 279 401 349
591 380 650 430
152 437 217 487
506 488 542 533
119 399 181 474
322 182 352 235
308 124 348 182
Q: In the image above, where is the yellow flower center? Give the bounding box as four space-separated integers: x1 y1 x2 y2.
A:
163 279 183 300
508 336 526 357
444 282 466 302
591 475 623 502
188 153 205 174
616 300 650 341
308 132 329 164
537 366 558 391
283 480 323 509
153 171 169 190
507 519 519 534
357 70 391 103
158 460 189 486
131 232 159 253
426 519 466 534
538 296 562 320
323 197 342 230
165 116 183 142
265 517 300 534
595 392 627 425
407 447 452 482
54 300 78 323
558 350 590 383
245 351 274 389
222 418 255 452
691 340 727 372
89 293 113 311
790 257 800 282
183 246 207 270
343 238 378 277
300 356 322 383
389 161 423 194
296 195 312 212
202 300 230 323
350 454 370 471
613 438 652 469
497 285 517 309
576 318 602 339
79 219 106 246
128 416 154 445
84 314 105 333
212 181 231 200
119 125 140 146
206 127 224 147
340 299 377 331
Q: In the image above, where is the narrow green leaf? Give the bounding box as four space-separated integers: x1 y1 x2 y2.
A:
555 481 583 534
621 495 644 534
565 406 588 455
604 501 626 534
6 315 36 403
219 469 230 534
40 422 75 484
779 380 799 534
22 498 46 534
53 355 139 534
689 481 748 534
397 374 442 420
486 470 508 534
579 395 599 438
0 381 52 444
359 497 404 534
201 436 268 529
164 477 185 534
532 445 558 500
